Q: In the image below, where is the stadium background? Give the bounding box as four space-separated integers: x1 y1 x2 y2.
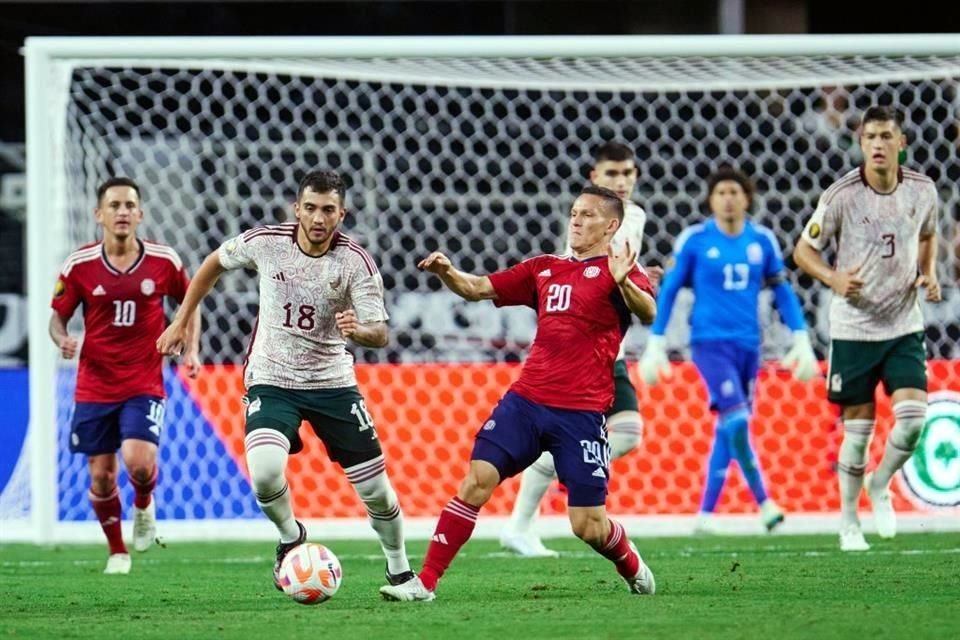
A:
1 1 959 540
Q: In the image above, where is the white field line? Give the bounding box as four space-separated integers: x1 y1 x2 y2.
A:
3 546 960 568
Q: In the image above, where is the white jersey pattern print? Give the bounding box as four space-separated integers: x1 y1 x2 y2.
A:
801 167 938 341
218 223 388 389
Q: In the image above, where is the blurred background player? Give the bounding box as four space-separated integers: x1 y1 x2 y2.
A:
501 142 658 557
49 177 200 574
794 106 940 552
157 169 418 593
640 166 817 535
380 185 657 602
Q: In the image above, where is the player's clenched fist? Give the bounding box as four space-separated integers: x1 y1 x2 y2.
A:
58 335 79 360
417 252 452 273
335 309 360 339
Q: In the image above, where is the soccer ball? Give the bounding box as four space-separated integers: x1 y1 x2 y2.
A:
278 543 343 604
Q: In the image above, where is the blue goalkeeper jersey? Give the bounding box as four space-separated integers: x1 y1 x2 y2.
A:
650 218 805 348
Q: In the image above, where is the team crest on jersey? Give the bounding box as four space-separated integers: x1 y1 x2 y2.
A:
141 279 156 295
53 279 65 298
584 266 601 279
808 222 821 239
746 242 763 265
482 420 496 431
223 238 239 256
706 247 720 259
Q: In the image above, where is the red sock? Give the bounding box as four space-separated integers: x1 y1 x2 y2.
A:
419 497 480 591
90 488 127 555
597 519 639 579
131 466 158 509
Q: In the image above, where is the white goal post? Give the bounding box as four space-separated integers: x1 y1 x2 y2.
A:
15 34 960 543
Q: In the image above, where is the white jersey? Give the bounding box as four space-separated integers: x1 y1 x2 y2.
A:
565 200 648 360
800 167 938 341
218 223 388 390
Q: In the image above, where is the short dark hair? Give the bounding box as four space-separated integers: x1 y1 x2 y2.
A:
96 177 141 205
861 105 904 131
297 169 347 204
593 142 635 165
579 184 624 222
706 166 754 209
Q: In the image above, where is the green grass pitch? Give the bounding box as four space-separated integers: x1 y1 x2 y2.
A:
2 533 958 639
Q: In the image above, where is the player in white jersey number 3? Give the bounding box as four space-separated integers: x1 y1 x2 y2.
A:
157 170 419 593
794 106 941 552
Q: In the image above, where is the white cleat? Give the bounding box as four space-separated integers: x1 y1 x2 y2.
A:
132 500 158 552
865 472 896 539
623 542 656 595
839 523 871 552
379 576 436 602
760 499 786 533
104 553 132 575
692 513 721 536
500 530 560 558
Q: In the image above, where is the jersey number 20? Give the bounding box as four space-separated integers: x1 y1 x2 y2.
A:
545 284 572 312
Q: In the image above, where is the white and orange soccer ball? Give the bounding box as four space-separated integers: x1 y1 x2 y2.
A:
277 543 343 604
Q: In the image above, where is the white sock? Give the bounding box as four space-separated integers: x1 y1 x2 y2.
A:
245 430 300 542
607 410 643 459
508 452 556 534
872 400 926 488
837 419 872 527
346 455 410 575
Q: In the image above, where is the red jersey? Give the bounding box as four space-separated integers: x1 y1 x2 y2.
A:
51 240 189 403
488 255 654 412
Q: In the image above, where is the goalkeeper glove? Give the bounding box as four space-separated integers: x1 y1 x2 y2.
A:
782 331 818 381
638 335 671 385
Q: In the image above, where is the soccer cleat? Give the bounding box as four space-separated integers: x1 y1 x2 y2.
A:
385 565 417 587
379 576 436 602
104 553 132 575
839 523 871 552
273 520 307 591
865 472 896 539
623 542 656 595
692 512 721 535
132 500 158 552
760 499 786 533
499 530 560 558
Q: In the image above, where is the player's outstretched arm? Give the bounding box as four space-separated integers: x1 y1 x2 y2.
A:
48 313 78 359
157 251 227 356
417 251 496 302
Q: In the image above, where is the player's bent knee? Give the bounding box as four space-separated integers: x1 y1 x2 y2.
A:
458 461 499 507
569 510 608 547
608 429 640 459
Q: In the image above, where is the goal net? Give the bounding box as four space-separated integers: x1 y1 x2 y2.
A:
13 35 960 542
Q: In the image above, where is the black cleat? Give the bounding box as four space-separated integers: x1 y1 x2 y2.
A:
385 564 417 587
273 521 307 591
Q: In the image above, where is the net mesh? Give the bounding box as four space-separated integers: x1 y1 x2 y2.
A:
32 53 960 523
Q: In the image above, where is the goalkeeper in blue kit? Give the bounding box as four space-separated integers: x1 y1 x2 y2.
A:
639 166 817 533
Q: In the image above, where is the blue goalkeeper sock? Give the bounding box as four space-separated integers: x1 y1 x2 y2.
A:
699 422 731 513
723 408 768 505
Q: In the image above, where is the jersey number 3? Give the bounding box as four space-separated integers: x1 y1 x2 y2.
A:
545 284 572 312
